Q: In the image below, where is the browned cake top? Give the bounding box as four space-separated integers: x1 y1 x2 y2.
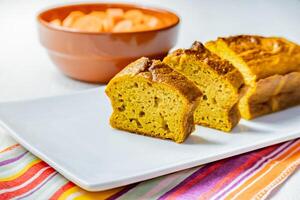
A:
173 41 237 76
216 35 300 80
116 57 202 103
220 35 300 62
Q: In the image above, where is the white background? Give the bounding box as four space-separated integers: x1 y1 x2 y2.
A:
0 0 299 199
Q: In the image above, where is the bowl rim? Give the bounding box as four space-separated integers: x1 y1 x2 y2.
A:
37 2 180 35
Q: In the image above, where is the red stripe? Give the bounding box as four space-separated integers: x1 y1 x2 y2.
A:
0 161 47 189
0 167 55 199
49 182 75 200
215 145 279 182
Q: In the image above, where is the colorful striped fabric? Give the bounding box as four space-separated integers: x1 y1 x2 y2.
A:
0 139 299 200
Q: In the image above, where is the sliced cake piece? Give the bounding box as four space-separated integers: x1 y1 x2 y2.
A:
164 42 244 132
105 57 202 143
206 35 300 119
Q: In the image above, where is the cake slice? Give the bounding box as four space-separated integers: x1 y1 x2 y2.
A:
105 57 202 143
206 35 300 119
164 42 244 132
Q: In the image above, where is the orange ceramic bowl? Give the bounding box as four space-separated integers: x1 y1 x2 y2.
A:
37 3 180 83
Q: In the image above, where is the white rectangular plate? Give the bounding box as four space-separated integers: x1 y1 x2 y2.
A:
0 87 299 191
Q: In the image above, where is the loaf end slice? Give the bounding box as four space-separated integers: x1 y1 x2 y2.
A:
105 57 202 143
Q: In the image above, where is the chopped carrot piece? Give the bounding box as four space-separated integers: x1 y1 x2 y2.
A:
124 9 144 25
62 11 85 27
147 17 159 28
49 19 61 26
102 17 115 32
106 8 124 22
72 15 103 32
113 20 133 32
124 9 143 19
89 11 106 19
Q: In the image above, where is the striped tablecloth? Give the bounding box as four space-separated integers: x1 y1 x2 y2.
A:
0 136 299 200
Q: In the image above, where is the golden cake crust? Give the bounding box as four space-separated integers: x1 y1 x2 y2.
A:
171 41 244 90
115 57 202 104
217 35 300 81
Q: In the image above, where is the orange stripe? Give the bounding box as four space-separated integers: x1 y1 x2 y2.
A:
49 182 76 200
0 167 56 199
255 159 300 199
0 144 21 154
0 161 47 189
224 141 300 199
235 146 300 199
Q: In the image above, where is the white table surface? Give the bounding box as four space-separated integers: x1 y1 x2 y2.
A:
0 0 299 199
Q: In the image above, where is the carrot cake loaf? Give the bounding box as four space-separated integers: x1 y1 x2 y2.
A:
206 35 300 119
